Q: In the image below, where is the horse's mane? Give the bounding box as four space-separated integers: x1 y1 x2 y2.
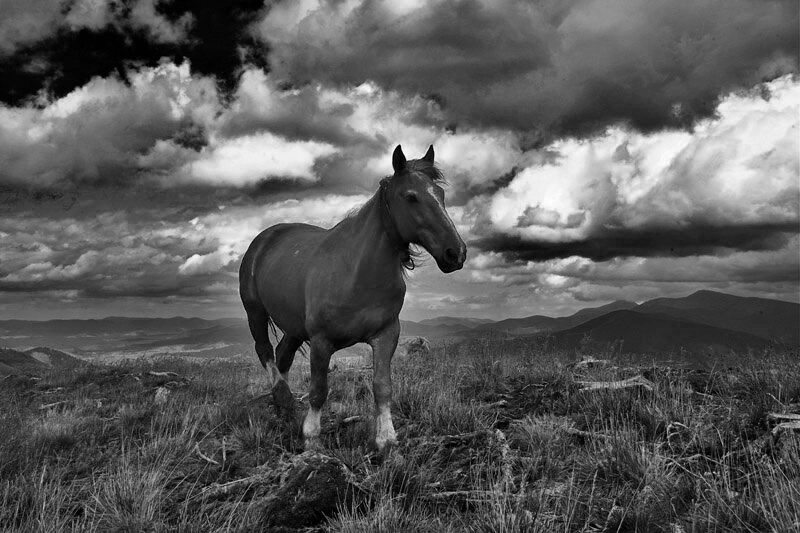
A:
405 159 446 185
344 160 446 272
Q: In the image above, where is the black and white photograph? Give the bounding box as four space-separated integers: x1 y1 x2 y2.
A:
0 0 798 530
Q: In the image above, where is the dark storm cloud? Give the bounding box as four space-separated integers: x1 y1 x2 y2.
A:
472 222 798 262
0 0 266 106
218 71 371 147
260 0 799 139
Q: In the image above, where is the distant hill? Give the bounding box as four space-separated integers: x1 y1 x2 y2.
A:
637 290 799 343
548 310 773 354
25 347 88 369
0 316 239 338
473 300 638 335
0 347 86 375
400 320 473 338
0 347 46 375
0 317 248 355
416 316 495 328
566 300 639 325
471 314 556 335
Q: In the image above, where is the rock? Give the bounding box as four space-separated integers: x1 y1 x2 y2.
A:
395 336 431 359
570 356 613 370
260 451 352 530
154 386 170 405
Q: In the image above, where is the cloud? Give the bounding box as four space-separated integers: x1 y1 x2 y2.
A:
178 246 238 276
0 60 220 187
0 208 193 297
257 0 799 138
0 0 64 55
472 222 797 262
218 69 370 147
469 75 800 260
0 0 195 56
64 0 116 31
1 61 510 193
129 0 195 43
173 133 337 186
549 240 800 284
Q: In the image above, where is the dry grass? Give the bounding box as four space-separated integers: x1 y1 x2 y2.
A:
1 341 798 532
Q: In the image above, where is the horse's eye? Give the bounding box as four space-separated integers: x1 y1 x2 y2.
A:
404 192 419 203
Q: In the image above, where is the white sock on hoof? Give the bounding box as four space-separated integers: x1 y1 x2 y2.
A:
375 404 396 450
303 407 322 440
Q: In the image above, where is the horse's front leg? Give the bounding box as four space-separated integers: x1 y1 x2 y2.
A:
368 320 400 451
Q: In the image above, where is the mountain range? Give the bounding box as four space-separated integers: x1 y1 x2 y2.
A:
0 291 797 369
409 290 798 352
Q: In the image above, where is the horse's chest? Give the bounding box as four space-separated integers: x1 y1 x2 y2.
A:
306 283 404 341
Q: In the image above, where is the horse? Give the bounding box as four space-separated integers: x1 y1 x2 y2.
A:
239 145 466 451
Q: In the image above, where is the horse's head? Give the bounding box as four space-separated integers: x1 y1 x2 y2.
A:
382 145 467 273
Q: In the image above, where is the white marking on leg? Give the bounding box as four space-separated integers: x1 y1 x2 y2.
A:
303 407 322 440
265 362 284 389
375 403 396 450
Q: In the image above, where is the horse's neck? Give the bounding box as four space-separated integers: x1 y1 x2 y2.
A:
335 193 405 281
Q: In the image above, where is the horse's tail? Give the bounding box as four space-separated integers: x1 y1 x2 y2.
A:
239 241 278 369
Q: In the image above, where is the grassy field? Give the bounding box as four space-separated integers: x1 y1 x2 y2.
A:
1 339 799 532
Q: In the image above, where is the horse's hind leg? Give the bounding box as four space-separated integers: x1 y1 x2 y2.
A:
243 301 292 413
303 336 334 450
276 335 303 381
273 335 303 416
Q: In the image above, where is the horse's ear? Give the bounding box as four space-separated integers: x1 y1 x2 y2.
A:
422 145 434 163
392 145 406 174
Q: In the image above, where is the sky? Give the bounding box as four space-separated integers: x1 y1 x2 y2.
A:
0 0 798 321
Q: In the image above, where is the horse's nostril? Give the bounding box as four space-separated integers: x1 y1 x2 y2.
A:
445 248 459 263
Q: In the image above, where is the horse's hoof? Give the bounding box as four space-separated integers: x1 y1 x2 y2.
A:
304 437 324 452
375 437 398 454
272 380 294 415
376 440 400 462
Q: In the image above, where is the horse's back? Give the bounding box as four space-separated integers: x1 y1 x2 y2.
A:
240 223 327 337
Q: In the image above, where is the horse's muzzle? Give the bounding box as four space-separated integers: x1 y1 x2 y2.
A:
439 244 466 273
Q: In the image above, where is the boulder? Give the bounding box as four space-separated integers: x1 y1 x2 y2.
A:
396 336 431 359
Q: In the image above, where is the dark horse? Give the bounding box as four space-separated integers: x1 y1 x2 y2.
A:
239 145 466 450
